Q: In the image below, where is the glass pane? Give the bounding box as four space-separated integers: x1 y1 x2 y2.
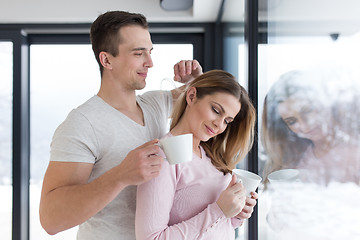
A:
223 1 246 239
258 2 360 240
30 44 100 239
0 41 13 240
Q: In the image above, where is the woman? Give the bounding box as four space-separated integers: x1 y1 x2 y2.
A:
261 66 360 240
261 67 360 186
135 70 258 239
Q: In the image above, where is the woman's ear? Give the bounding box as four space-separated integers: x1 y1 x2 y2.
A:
186 87 197 105
99 51 112 70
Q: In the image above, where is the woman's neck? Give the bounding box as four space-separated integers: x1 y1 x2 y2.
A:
311 138 339 158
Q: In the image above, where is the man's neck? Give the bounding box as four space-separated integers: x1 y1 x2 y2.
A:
97 78 144 125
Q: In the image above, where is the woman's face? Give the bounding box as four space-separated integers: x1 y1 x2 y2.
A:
186 90 241 143
277 95 331 142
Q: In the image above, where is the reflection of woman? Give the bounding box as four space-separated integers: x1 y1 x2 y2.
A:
261 67 360 185
135 70 257 240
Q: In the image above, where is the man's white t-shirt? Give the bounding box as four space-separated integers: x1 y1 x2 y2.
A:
50 90 173 240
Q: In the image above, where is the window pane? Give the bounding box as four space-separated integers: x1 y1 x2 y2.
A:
223 4 246 239
223 27 248 240
30 44 100 239
258 2 360 240
0 41 13 240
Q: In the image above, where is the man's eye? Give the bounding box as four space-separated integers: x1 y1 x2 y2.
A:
135 53 142 56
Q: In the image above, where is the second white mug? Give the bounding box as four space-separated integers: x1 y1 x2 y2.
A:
159 134 193 165
232 169 262 196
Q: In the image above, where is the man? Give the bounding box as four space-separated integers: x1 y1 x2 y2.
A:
39 11 202 240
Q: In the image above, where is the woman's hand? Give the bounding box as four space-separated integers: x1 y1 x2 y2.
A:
216 175 246 218
234 192 258 220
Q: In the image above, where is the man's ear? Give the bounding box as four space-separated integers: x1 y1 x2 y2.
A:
99 51 112 70
186 87 197 105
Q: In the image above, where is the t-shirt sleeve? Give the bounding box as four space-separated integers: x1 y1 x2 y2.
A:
138 90 173 118
136 162 229 240
50 110 98 164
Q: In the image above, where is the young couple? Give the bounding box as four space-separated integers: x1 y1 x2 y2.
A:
40 10 258 240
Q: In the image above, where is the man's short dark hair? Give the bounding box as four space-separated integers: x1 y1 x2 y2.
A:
90 11 148 75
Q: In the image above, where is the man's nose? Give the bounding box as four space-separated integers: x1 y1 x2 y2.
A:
145 54 153 68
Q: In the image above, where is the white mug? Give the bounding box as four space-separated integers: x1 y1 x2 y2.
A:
159 134 193 165
232 169 262 196
267 169 299 184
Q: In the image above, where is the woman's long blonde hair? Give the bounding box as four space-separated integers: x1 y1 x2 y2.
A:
170 70 256 174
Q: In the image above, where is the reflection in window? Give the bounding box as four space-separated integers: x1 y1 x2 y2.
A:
30 43 193 239
0 42 13 240
258 34 360 240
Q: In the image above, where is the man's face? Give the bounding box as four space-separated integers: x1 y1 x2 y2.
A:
109 25 154 90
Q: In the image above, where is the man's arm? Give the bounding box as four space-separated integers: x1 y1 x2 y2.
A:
171 59 203 103
39 139 163 235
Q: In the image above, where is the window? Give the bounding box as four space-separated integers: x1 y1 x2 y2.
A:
257 2 360 240
258 34 360 240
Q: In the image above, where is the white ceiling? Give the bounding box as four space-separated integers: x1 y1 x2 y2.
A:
0 0 225 23
1 0 360 35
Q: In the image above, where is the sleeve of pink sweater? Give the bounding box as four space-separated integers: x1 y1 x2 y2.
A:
135 161 243 240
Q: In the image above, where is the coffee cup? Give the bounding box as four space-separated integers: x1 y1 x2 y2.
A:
158 134 193 165
267 169 299 184
232 169 262 196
